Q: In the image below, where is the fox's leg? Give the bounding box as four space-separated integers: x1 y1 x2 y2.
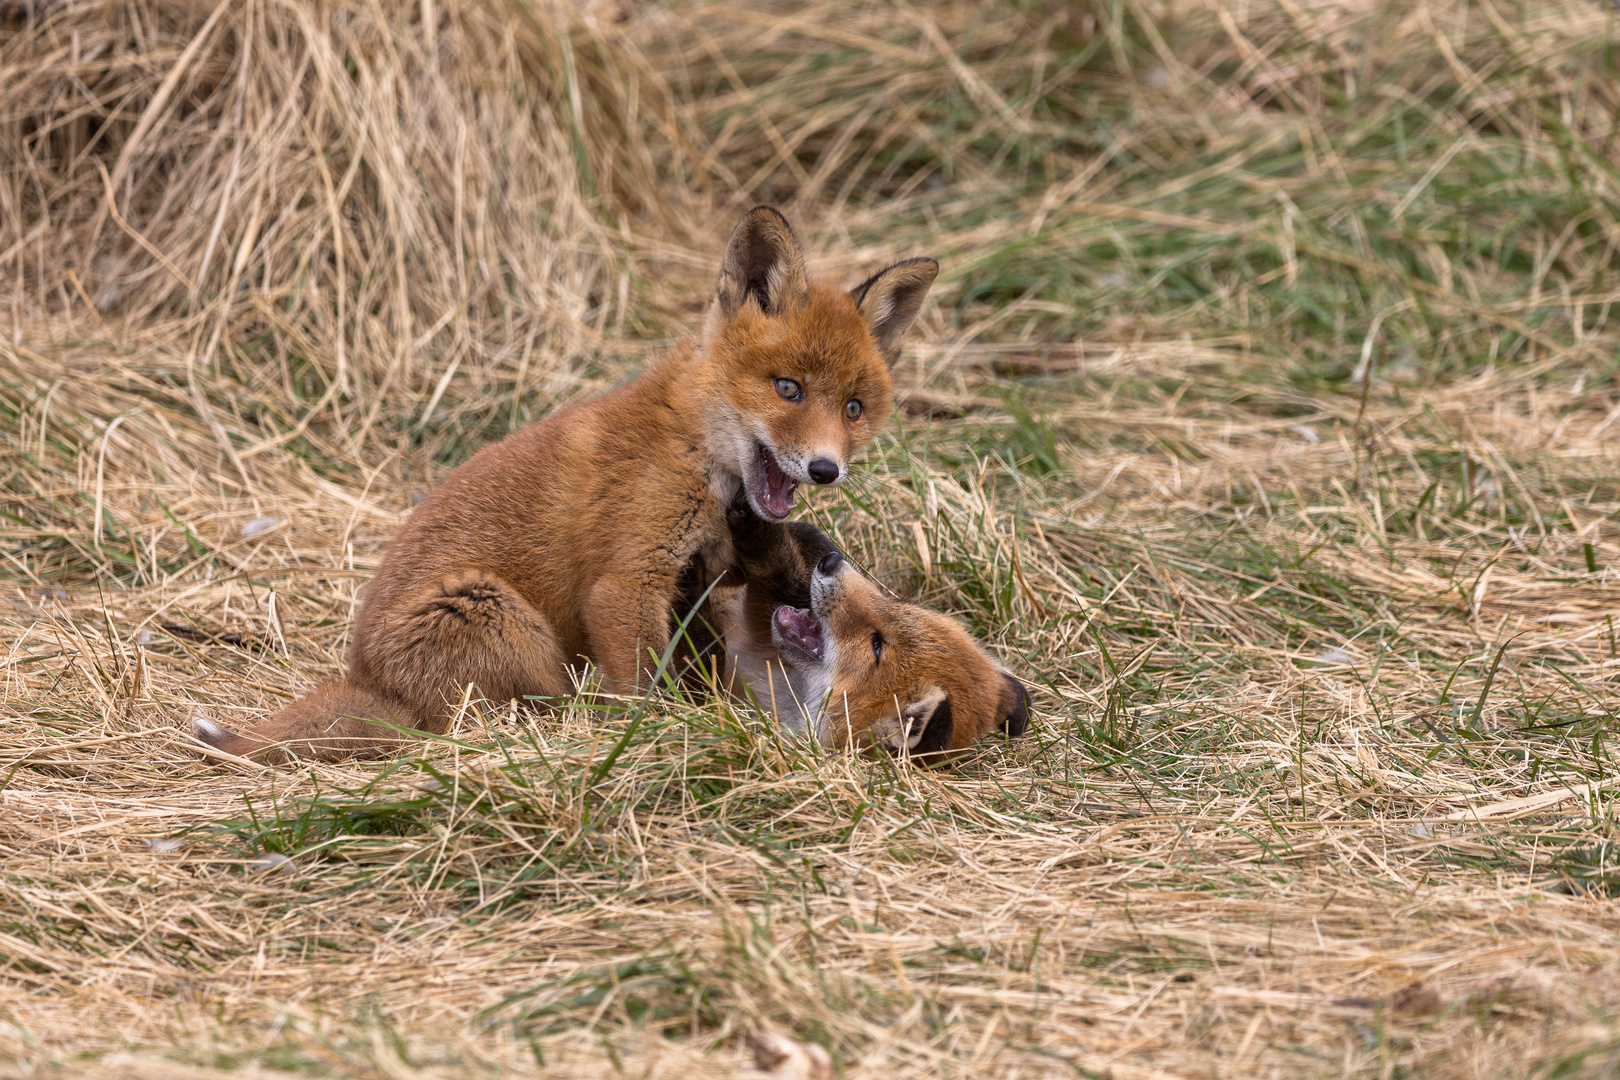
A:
197 571 573 765
350 570 574 722
582 575 674 696
192 680 417 764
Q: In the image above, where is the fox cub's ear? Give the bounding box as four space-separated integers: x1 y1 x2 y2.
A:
896 686 955 765
717 206 808 317
997 673 1030 738
850 257 939 365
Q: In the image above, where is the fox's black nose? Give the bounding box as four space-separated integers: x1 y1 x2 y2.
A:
817 550 843 576
807 458 840 485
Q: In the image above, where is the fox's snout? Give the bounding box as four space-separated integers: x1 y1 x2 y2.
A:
809 549 850 616
764 440 848 488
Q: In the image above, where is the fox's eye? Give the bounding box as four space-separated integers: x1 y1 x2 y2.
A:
844 399 863 421
774 378 804 402
871 631 883 663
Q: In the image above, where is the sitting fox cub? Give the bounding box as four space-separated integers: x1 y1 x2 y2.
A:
194 207 937 764
715 507 1029 764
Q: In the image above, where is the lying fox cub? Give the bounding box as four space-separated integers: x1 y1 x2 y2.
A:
715 507 1029 764
193 206 937 764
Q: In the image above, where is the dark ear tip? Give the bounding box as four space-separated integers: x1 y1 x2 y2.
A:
888 256 939 281
999 673 1030 738
737 205 795 236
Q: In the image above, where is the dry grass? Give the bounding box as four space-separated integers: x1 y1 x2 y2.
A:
5 0 1620 1076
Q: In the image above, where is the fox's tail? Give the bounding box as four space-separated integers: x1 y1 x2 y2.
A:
191 679 421 765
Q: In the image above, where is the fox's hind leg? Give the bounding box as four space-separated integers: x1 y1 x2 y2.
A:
348 570 574 729
196 571 572 765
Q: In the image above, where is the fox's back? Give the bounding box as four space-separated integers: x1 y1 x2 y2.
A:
356 363 713 654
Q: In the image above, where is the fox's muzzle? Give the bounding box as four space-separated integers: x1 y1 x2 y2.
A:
809 549 849 618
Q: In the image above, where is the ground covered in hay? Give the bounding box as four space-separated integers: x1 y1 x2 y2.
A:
4 1 1620 1076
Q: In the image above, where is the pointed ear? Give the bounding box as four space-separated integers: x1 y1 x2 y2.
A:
902 686 955 764
997 673 1030 738
716 206 808 317
850 256 939 365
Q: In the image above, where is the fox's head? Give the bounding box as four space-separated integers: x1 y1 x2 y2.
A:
767 549 1030 764
702 206 938 522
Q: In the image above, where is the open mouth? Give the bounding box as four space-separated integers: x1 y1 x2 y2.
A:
772 605 825 663
753 443 797 520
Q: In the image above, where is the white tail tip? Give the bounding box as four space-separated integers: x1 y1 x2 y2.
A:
190 715 234 745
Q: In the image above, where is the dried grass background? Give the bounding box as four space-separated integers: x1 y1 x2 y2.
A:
5 0 1620 1076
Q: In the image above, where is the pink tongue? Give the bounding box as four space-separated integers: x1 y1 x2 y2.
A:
772 606 824 660
759 451 796 517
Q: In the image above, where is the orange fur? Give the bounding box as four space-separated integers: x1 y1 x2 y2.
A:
193 207 937 764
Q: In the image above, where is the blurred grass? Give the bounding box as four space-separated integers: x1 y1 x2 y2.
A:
3 0 1620 1077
